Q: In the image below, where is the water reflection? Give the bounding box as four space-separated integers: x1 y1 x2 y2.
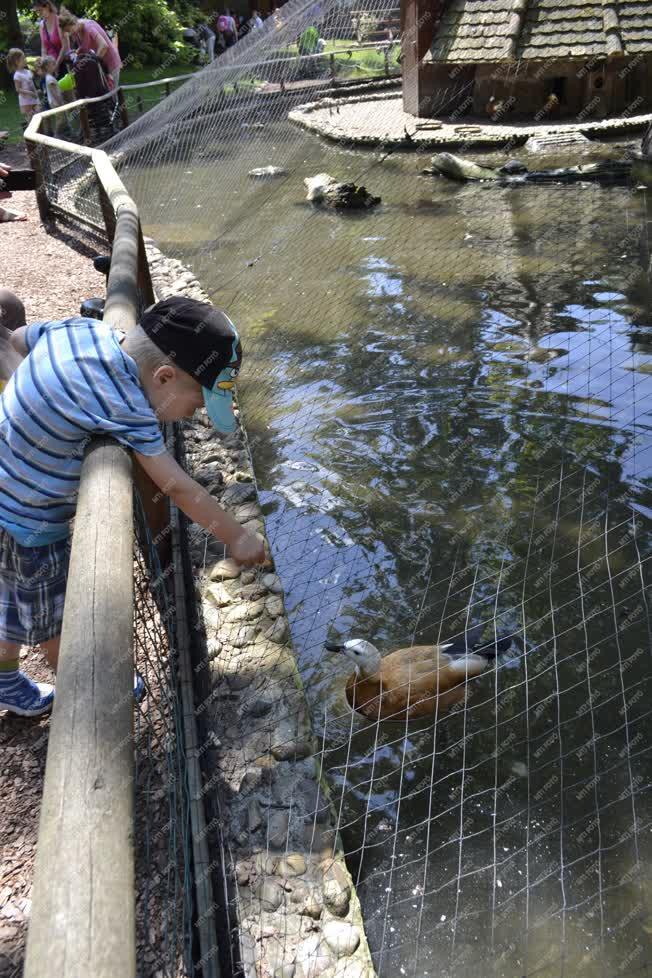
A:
124 132 652 977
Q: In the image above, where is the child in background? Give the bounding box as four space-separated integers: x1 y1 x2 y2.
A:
34 55 65 110
6 49 40 127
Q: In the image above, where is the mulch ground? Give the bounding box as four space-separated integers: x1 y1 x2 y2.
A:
0 190 106 322
0 650 52 978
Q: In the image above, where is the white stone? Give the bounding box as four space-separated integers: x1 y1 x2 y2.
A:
295 936 333 978
263 573 283 594
277 853 307 878
224 598 265 623
206 583 233 608
265 617 289 645
253 879 284 912
322 923 360 958
265 595 284 618
210 558 241 581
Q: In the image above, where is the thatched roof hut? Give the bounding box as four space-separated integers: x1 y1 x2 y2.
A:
402 0 652 119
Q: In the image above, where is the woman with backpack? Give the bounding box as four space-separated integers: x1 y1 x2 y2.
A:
215 10 238 49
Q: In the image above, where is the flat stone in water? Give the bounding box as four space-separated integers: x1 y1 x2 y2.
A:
322 922 361 958
210 558 241 581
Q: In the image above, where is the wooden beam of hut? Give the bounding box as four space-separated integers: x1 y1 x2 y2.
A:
602 0 624 58
503 0 528 61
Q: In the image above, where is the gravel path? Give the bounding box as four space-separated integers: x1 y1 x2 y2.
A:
0 191 105 321
0 198 105 977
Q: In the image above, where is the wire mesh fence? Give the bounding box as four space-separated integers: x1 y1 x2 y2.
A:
30 2 652 973
133 493 197 978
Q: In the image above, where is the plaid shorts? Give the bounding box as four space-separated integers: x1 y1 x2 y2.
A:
0 528 71 646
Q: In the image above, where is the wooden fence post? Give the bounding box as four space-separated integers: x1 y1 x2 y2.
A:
24 439 135 978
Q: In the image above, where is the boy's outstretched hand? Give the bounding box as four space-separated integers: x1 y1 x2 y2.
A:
136 450 269 566
231 528 266 566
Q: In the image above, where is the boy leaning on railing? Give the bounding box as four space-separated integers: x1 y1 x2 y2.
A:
0 294 265 717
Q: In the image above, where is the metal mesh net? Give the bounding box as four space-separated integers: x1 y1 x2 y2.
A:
133 490 197 978
40 4 652 974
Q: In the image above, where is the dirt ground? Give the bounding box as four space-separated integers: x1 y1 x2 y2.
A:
0 191 106 321
0 195 105 976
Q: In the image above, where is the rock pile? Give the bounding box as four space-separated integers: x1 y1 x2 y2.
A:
144 240 376 978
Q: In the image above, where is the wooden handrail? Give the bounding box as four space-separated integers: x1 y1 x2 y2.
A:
23 436 136 978
23 114 159 978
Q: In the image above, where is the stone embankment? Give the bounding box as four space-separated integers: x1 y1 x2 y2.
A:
145 241 376 978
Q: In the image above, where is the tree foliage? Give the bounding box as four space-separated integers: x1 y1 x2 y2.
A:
0 0 23 88
63 0 194 67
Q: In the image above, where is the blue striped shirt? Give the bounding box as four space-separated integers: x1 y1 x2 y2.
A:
0 317 165 546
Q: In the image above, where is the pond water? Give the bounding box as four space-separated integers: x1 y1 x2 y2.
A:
123 127 652 978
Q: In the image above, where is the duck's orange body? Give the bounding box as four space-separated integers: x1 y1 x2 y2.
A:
344 644 487 723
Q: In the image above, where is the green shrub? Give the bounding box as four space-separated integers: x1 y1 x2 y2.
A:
58 0 191 69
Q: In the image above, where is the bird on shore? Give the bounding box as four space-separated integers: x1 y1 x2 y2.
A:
326 624 511 723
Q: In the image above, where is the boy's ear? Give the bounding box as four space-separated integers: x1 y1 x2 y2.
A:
152 363 176 385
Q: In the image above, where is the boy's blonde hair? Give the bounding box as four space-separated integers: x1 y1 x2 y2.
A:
122 324 198 387
34 55 55 74
6 49 25 73
58 6 79 31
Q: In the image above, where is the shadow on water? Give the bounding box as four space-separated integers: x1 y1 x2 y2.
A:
126 130 652 978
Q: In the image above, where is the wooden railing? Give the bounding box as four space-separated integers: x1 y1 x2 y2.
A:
22 104 160 978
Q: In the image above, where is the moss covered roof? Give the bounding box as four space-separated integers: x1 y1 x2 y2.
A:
428 0 652 63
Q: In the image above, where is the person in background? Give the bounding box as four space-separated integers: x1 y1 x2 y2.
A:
197 19 216 61
0 291 26 388
34 55 65 109
216 10 238 48
33 0 69 78
58 7 122 88
237 14 249 39
6 49 40 128
250 9 264 29
34 55 73 138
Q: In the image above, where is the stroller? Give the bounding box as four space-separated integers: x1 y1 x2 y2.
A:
67 51 120 144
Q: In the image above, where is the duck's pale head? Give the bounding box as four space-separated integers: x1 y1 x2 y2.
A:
326 638 382 677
